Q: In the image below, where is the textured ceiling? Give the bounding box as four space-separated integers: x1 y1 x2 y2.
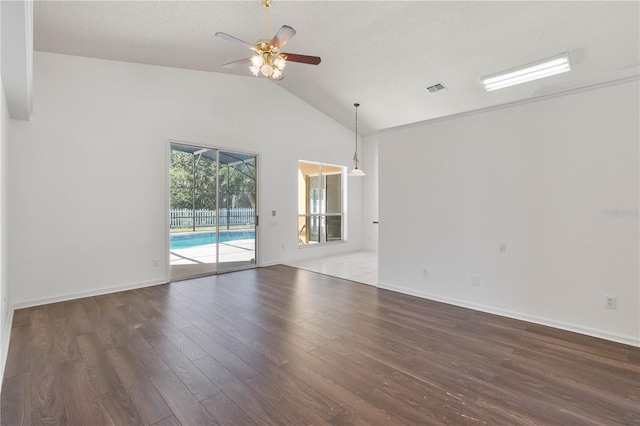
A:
34 1 639 135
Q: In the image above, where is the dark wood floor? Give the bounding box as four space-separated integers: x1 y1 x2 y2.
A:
2 265 639 425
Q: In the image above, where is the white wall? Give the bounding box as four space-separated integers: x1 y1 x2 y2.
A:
378 79 639 346
9 52 362 307
361 134 378 251
0 0 33 120
0 81 9 381
0 0 12 381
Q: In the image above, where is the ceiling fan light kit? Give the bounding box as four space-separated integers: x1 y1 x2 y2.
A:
249 47 286 78
216 0 321 81
481 52 571 91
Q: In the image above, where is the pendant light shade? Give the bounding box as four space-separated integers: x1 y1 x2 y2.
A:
348 103 365 177
348 167 366 177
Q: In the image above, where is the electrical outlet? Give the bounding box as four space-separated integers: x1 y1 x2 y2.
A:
605 295 616 309
422 268 429 278
470 274 480 286
152 258 159 267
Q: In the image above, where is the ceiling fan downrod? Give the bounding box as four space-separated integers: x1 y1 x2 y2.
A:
262 0 271 41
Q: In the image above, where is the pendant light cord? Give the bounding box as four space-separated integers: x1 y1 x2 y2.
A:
348 103 365 176
354 103 360 165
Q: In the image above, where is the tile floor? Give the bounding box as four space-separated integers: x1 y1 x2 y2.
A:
285 250 378 286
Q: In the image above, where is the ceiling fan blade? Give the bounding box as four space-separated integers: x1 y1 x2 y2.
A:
282 53 321 65
270 25 296 50
215 32 255 50
221 57 252 68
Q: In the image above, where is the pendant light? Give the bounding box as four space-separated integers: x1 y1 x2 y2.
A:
348 103 365 177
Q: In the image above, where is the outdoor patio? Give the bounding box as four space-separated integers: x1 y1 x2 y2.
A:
170 238 256 281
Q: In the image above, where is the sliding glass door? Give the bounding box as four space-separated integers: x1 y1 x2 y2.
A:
169 143 257 281
216 150 257 273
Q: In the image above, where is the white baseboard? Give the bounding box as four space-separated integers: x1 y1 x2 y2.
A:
259 260 281 267
11 278 168 310
377 280 639 348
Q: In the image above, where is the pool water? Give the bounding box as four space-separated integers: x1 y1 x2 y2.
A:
170 229 255 250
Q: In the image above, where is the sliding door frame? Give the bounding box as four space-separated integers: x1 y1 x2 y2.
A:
165 138 259 281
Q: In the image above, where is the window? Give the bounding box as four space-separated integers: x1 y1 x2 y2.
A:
298 161 345 245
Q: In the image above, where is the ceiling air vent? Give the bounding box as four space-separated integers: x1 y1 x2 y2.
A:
425 83 446 94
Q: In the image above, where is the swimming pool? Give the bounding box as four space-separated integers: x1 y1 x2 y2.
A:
170 229 255 250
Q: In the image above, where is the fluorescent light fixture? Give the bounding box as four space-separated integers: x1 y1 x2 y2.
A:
481 53 571 91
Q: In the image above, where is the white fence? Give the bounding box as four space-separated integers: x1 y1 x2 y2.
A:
170 208 255 228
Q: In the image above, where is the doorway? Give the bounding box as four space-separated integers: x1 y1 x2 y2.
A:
169 142 257 281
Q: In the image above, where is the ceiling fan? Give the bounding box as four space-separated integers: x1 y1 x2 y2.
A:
215 0 321 80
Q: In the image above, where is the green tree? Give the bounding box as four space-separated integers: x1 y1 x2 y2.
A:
219 162 256 210
170 149 256 212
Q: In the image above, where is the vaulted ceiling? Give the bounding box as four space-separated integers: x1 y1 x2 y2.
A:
34 1 639 135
